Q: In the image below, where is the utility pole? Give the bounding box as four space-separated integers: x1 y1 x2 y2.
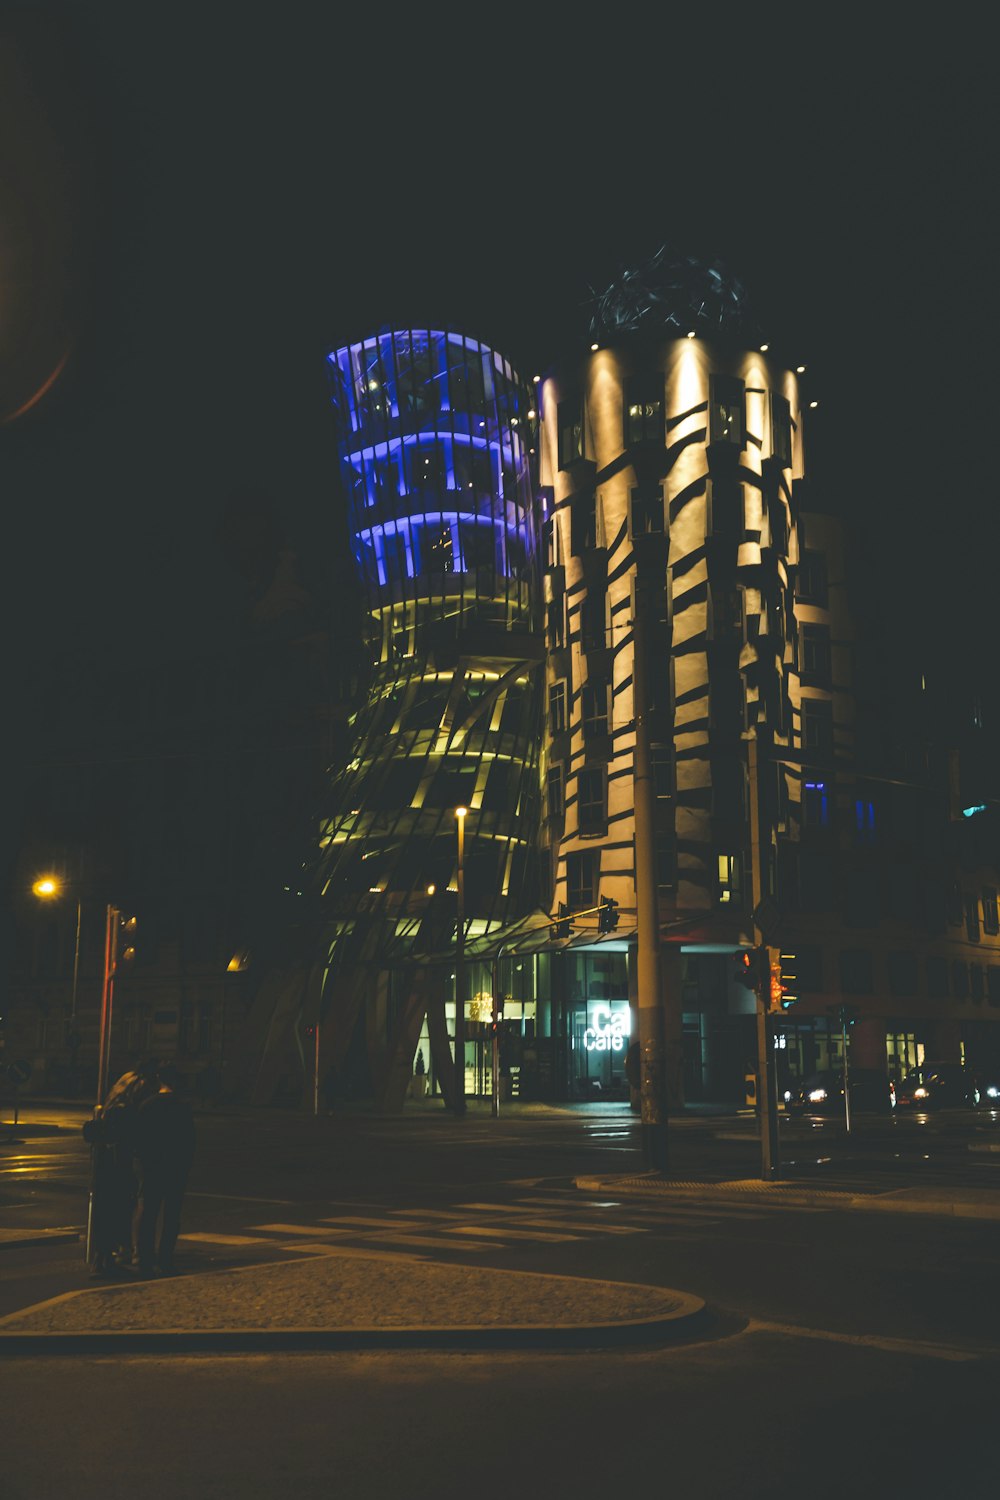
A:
747 738 779 1180
631 584 669 1173
453 806 467 1117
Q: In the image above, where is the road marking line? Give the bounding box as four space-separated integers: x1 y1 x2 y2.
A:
317 1216 419 1229
248 1223 358 1237
179 1232 271 1246
284 1244 427 1264
380 1233 493 1252
188 1193 297 1205
747 1318 991 1362
446 1225 580 1243
510 1218 645 1235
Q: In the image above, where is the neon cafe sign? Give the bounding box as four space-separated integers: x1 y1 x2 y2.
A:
584 1004 631 1052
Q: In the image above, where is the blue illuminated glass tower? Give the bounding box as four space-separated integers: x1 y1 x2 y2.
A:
313 329 543 1103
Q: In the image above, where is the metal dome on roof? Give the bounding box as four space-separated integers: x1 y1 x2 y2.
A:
588 246 758 344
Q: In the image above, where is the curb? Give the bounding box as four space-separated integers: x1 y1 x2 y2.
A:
0 1297 707 1355
573 1176 1000 1220
0 1229 82 1253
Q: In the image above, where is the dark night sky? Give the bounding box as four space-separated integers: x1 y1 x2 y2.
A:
4 8 995 711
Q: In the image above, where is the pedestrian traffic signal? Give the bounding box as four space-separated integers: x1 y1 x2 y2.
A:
598 896 620 933
733 947 767 991
770 951 798 1013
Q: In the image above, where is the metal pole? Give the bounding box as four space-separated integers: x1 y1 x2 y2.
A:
491 944 504 1119
841 1007 852 1135
454 808 466 1117
87 903 118 1264
747 739 779 1180
70 900 82 1022
631 584 669 1172
313 1019 321 1119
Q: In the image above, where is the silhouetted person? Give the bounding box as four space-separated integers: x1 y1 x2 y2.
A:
132 1063 196 1275
83 1059 160 1275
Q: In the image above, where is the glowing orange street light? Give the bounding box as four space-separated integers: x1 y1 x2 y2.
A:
32 876 60 899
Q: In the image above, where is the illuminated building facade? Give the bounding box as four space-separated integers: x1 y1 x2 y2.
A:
313 329 543 1107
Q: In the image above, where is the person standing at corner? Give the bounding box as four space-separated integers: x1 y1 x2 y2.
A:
133 1062 196 1276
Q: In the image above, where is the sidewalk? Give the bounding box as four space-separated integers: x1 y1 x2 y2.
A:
0 1250 705 1354
573 1172 1000 1220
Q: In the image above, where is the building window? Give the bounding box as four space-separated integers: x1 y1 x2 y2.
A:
547 765 564 821
578 768 607 834
947 881 963 925
717 852 741 905
971 964 985 1002
709 374 745 447
796 550 828 607
707 478 743 538
888 950 918 997
952 961 969 1000
709 583 744 641
566 850 597 910
795 945 823 993
571 492 597 555
582 681 609 737
581 594 606 651
802 780 830 828
965 893 981 942
630 484 664 537
804 694 835 754
624 376 665 446
839 948 873 994
854 797 876 845
800 625 831 685
558 397 584 469
925 956 950 1000
549 681 566 734
770 392 792 468
983 887 999 936
546 600 565 651
989 968 1000 1008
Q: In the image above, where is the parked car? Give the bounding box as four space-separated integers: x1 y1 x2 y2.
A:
894 1063 980 1109
784 1068 895 1116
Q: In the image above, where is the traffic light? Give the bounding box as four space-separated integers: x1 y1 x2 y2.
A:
733 947 768 991
117 914 138 967
598 896 620 933
554 902 571 939
770 951 798 1013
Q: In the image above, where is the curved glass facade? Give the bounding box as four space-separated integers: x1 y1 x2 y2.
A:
315 328 543 988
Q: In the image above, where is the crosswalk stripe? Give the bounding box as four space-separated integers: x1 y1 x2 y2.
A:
446 1225 580 1243
179 1232 271 1247
510 1217 645 1235
249 1223 357 1237
317 1216 418 1229
379 1233 493 1252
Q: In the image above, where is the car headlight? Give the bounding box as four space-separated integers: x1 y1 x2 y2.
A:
913 1087 929 1099
783 1091 792 1102
987 1086 1000 1099
807 1089 828 1103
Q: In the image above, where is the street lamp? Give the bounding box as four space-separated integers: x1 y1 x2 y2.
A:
454 806 467 1117
32 874 83 1023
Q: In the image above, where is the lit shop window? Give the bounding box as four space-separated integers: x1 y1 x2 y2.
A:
802 781 830 828
717 853 741 904
709 374 745 447
558 397 584 469
624 376 665 446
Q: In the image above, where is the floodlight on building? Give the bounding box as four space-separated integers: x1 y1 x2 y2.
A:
686 330 696 339
455 806 468 820
426 884 436 895
796 365 806 373
760 343 769 352
527 409 536 419
809 400 819 409
533 374 540 382
590 343 599 351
